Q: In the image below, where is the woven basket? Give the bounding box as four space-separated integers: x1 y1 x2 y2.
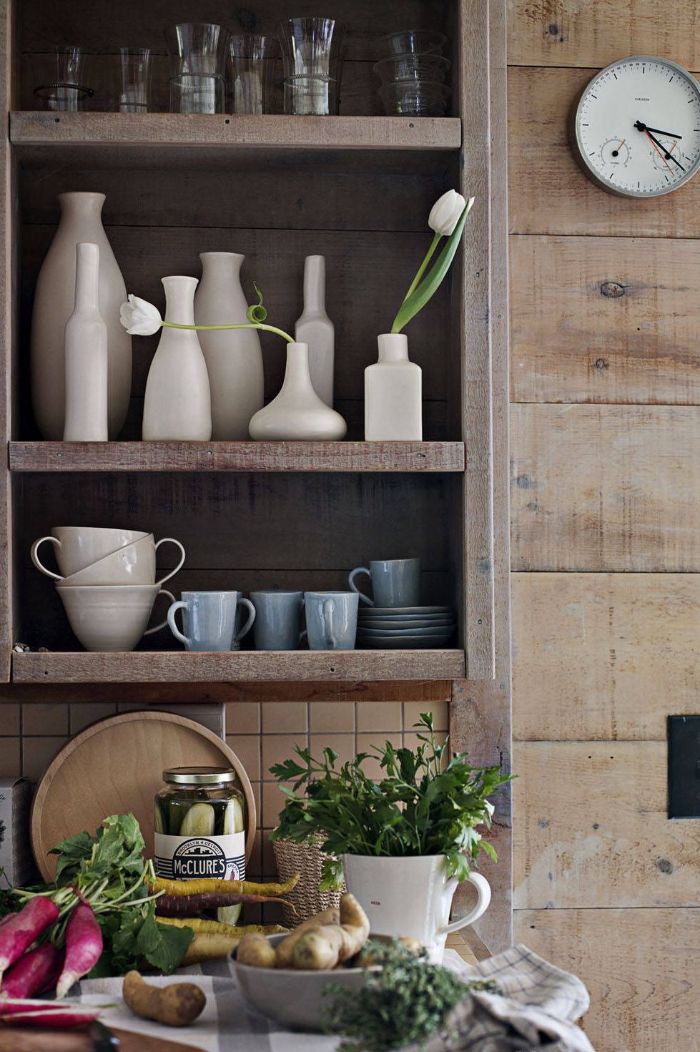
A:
272 836 346 927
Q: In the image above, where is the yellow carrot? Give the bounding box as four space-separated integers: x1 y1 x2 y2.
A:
156 916 287 938
181 933 239 966
148 873 300 898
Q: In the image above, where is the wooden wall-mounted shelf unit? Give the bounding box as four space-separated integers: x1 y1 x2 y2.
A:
0 0 510 949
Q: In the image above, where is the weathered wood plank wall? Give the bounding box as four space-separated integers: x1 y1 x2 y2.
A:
508 3 700 1050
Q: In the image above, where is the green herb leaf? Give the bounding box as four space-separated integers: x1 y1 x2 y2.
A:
137 914 194 974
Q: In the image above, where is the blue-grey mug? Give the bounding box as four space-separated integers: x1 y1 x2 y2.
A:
250 590 304 651
348 558 420 607
303 591 359 650
167 590 255 652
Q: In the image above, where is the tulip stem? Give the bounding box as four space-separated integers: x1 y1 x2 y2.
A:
400 232 441 307
162 321 293 342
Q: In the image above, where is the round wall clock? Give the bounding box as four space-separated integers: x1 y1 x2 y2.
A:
573 55 700 197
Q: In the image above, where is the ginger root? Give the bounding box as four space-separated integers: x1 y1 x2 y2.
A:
123 970 206 1027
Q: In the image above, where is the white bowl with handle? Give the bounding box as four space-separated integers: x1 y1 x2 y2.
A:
31 526 149 579
60 535 184 587
56 583 175 651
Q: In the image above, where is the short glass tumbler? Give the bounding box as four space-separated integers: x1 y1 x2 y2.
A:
228 34 275 114
283 76 339 116
33 45 93 112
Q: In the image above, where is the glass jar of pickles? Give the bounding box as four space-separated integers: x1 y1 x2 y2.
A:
154 766 247 883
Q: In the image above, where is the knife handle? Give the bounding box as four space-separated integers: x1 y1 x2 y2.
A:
0 1028 95 1052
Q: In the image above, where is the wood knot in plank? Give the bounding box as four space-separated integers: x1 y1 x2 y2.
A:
600 280 626 298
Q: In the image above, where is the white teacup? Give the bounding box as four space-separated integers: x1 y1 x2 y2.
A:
31 527 149 579
56 583 175 652
56 536 185 587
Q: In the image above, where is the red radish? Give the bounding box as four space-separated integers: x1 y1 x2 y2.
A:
1 942 63 998
0 998 77 1016
55 901 103 999
0 897 59 982
0 1005 102 1028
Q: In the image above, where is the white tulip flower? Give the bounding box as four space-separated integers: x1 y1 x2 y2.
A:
428 189 467 236
119 294 163 336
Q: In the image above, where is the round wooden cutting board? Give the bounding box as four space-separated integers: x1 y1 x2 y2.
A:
31 710 257 880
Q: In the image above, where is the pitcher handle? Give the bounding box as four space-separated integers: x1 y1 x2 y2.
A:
143 589 176 636
31 536 64 581
166 598 190 645
154 538 186 586
438 872 491 935
234 597 256 642
348 566 374 606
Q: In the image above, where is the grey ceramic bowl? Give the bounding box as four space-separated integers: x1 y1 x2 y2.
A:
232 933 368 1031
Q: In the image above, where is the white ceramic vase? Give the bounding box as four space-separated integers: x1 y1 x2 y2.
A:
295 254 334 407
364 333 422 440
343 853 491 963
63 243 108 442
142 276 212 441
194 252 264 439
248 341 346 441
31 191 132 440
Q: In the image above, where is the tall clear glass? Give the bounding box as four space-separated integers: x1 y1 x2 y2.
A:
228 34 275 114
278 17 344 80
117 48 152 112
166 23 229 114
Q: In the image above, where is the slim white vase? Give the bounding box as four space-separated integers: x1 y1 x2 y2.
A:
294 254 334 407
142 276 212 441
364 333 422 440
31 191 132 440
63 243 108 442
249 342 346 441
194 252 264 439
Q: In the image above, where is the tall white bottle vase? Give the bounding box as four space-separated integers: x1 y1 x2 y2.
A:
194 252 264 439
31 192 132 440
63 243 108 442
294 254 334 407
365 333 422 441
249 342 346 441
142 276 212 441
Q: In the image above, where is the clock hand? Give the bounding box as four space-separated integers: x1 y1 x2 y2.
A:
634 121 682 139
635 121 686 171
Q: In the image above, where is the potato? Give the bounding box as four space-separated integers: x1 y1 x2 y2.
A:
236 932 277 969
275 907 340 968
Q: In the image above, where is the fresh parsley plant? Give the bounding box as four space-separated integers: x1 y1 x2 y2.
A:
270 713 511 889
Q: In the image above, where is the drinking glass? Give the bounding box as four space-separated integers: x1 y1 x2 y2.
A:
278 17 344 115
228 34 275 114
33 46 93 112
166 23 229 113
117 48 152 112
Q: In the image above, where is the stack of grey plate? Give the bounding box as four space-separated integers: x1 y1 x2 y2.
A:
357 605 456 649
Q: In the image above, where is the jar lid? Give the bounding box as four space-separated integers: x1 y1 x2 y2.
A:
163 766 237 785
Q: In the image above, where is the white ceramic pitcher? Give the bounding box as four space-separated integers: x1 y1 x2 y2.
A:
343 853 491 963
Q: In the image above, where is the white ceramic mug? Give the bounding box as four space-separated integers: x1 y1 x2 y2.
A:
56 584 175 652
343 853 491 963
31 526 149 579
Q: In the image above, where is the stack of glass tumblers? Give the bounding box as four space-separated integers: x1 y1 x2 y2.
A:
374 30 451 117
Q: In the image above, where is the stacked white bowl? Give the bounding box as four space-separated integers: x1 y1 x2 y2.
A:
374 30 450 117
31 527 185 652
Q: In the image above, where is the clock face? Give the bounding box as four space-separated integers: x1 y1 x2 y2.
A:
574 56 700 197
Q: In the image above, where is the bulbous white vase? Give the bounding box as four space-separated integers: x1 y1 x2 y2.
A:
365 333 422 440
142 276 212 441
249 342 346 441
31 191 132 439
194 251 264 439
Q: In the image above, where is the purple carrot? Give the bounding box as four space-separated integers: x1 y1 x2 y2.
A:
1 942 63 998
0 897 59 983
55 901 103 999
0 1005 103 1028
155 892 288 916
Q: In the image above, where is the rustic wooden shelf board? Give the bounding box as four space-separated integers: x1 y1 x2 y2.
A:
11 650 466 683
9 441 465 473
7 439 467 474
10 112 462 153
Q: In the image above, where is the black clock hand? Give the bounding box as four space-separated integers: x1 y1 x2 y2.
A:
634 121 682 139
634 121 686 170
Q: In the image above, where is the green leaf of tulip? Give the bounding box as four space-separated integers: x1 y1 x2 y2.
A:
391 196 475 334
